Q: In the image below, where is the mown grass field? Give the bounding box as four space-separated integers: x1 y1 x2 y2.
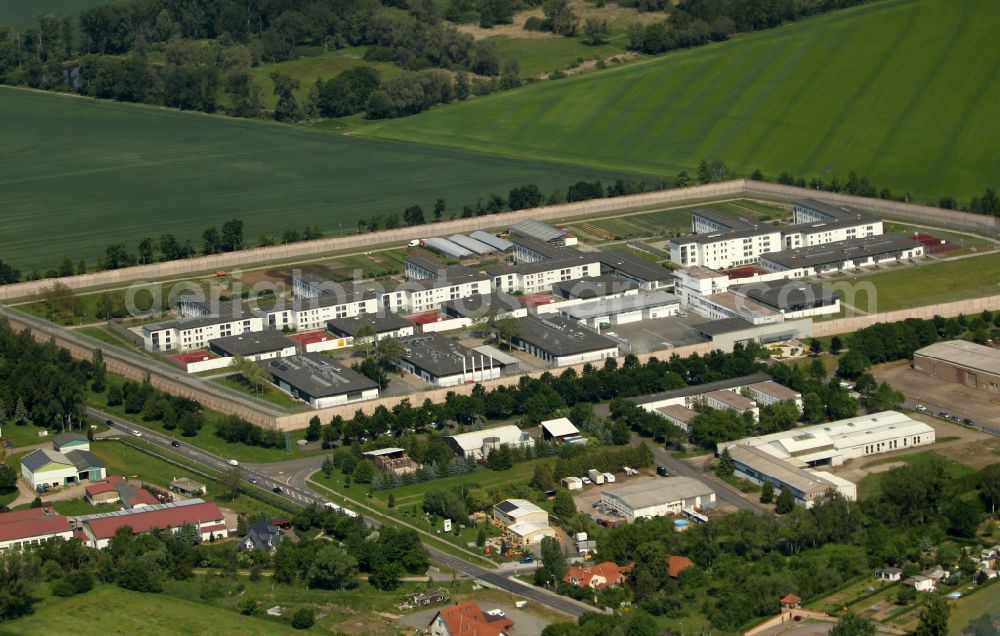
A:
0 86 652 271
0 0 102 28
568 199 787 240
361 0 1000 204
948 581 1000 634
823 252 1000 313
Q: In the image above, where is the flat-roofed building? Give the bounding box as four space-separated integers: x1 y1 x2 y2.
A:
701 390 759 421
512 316 619 366
489 256 601 294
630 373 772 412
398 334 502 387
913 340 1000 394
440 293 528 320
656 404 699 431
759 234 924 277
362 447 417 474
600 478 716 522
262 353 379 408
730 280 840 319
596 250 674 290
551 275 641 301
325 313 415 349
726 445 851 508
444 425 534 460
559 291 680 328
208 330 296 361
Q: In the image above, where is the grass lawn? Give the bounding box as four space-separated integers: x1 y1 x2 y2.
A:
858 451 976 500
252 47 402 110
0 423 54 449
0 0 103 28
883 221 994 254
48 498 120 516
361 0 1000 204
0 585 295 635
89 376 324 464
89 439 287 518
568 199 788 240
0 86 653 272
948 581 1000 633
487 35 623 78
212 376 309 412
822 252 1000 313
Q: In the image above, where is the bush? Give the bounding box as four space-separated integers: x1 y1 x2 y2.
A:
292 608 315 629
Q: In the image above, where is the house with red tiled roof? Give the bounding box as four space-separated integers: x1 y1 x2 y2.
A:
0 507 73 552
85 476 160 510
563 561 635 590
78 500 227 549
428 600 513 636
780 593 802 610
667 555 694 578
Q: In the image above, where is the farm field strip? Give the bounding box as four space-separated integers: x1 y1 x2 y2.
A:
360 0 1000 203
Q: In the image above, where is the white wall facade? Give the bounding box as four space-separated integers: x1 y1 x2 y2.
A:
492 262 601 294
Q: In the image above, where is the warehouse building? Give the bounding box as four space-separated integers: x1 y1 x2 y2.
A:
21 444 106 490
510 219 570 246
913 340 1000 394
512 316 619 366
759 234 925 276
444 425 535 460
326 313 415 348
449 234 497 255
694 317 813 352
600 478 716 522
469 231 513 252
559 291 680 329
726 445 855 507
540 418 581 442
422 237 474 259
208 330 296 361
397 334 502 387
262 353 379 408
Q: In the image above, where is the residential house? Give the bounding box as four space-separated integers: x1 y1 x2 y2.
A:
667 555 694 578
428 600 513 636
563 561 635 589
238 517 284 553
875 567 903 582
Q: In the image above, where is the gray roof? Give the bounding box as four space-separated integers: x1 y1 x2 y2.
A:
602 477 714 509
209 330 294 357
514 316 619 357
263 353 378 398
449 234 496 255
400 334 499 377
671 224 781 245
692 207 763 231
384 271 488 293
629 373 772 406
551 275 640 300
294 286 375 308
761 234 923 269
52 433 87 447
488 255 598 278
469 231 513 251
727 444 838 496
597 250 674 283
440 293 524 318
64 449 104 471
731 280 837 311
21 449 71 472
405 251 447 274
915 340 1000 376
693 317 756 336
509 235 574 260
795 198 874 222
143 307 258 334
326 312 412 337
562 291 679 320
422 237 473 259
510 219 566 243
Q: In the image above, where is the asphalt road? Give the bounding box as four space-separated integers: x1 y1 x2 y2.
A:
635 436 767 515
88 407 593 619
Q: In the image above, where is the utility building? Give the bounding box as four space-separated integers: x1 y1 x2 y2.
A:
913 340 1000 394
600 478 716 522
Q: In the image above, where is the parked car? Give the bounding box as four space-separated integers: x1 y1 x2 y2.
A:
949 415 961 423
938 410 949 418
962 418 975 426
914 404 927 413
581 477 592 485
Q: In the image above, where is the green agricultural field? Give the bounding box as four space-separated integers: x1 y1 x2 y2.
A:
0 87 653 272
252 47 403 110
948 581 1000 634
361 0 1000 204
823 252 1000 313
0 0 102 28
487 35 623 78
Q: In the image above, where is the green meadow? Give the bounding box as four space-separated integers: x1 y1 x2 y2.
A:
360 0 1000 204
0 86 651 271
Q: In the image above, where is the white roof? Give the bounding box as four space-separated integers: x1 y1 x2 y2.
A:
362 447 405 457
507 521 554 537
445 425 526 451
601 477 714 510
497 499 546 518
472 344 521 366
541 418 580 438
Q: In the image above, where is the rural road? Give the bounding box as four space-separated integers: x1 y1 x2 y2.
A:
87 407 593 619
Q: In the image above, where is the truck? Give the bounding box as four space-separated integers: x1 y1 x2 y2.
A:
587 469 605 485
323 502 342 513
602 472 616 483
407 239 422 247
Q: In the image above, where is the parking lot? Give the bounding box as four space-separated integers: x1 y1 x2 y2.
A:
873 360 1000 432
569 472 658 524
608 314 711 354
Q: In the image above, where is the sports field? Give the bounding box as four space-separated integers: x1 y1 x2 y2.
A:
0 87 651 271
361 0 1000 203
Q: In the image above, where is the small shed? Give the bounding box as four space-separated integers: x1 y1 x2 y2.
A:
780 594 801 610
876 567 902 582
170 477 207 496
52 433 90 453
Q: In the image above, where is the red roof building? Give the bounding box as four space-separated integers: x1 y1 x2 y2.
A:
780 593 802 609
428 601 513 636
0 507 73 551
563 561 635 589
667 555 694 578
81 501 226 549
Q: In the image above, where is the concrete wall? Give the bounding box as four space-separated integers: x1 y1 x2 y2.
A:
812 295 1000 337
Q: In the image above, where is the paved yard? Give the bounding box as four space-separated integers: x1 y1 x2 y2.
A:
873 361 1000 432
